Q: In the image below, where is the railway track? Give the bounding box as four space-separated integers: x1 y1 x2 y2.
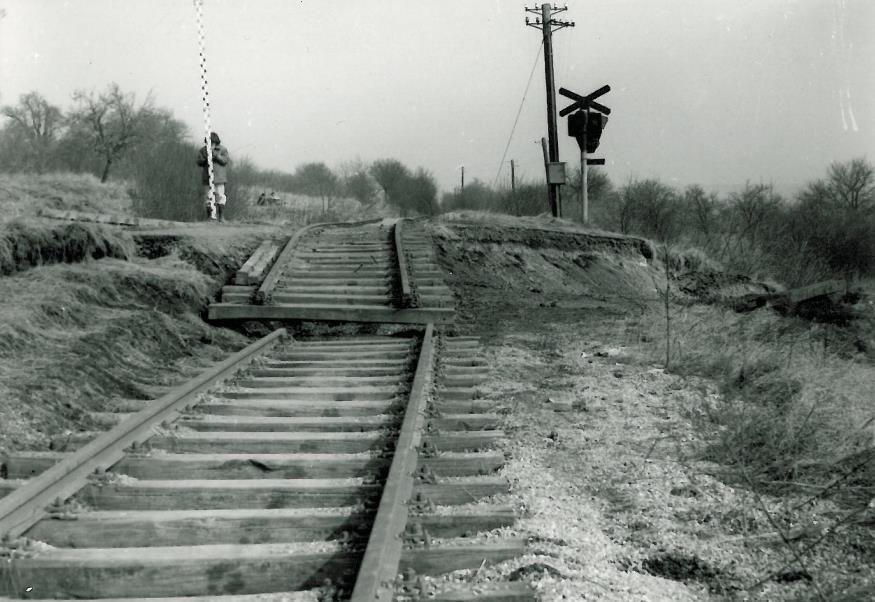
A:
0 326 531 600
209 219 455 324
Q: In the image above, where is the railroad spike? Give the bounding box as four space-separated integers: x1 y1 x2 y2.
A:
46 497 81 521
418 439 438 457
88 468 117 486
402 521 431 549
378 442 395 458
316 578 338 602
0 536 38 559
409 491 435 513
400 567 430 598
414 464 438 484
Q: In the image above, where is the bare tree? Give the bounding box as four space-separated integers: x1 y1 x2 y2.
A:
338 160 378 208
793 159 875 280
618 179 680 241
67 83 154 182
682 184 718 241
1 91 64 171
370 159 411 213
294 162 339 216
800 157 875 214
399 168 439 216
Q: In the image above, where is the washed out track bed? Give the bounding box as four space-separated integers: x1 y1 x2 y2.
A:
209 218 456 325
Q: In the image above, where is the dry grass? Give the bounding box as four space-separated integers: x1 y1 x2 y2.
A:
241 190 377 225
0 256 248 452
633 302 875 498
0 172 131 221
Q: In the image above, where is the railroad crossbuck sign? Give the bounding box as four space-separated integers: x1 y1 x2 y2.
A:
560 85 611 157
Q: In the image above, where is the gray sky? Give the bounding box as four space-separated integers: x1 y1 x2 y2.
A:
1 0 873 196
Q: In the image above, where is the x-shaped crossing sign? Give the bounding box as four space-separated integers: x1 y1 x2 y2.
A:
559 85 611 117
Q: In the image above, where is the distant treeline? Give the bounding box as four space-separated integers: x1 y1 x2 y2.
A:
442 158 875 285
3 86 872 284
0 85 440 221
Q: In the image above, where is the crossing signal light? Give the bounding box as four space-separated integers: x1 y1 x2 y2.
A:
567 111 587 138
567 110 608 153
585 111 608 153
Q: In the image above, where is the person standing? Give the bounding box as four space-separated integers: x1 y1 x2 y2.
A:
197 131 231 221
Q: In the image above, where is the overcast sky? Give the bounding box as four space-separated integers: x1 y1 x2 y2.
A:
1 0 872 196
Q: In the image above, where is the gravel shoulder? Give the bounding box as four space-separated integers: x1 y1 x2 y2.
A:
430 217 874 600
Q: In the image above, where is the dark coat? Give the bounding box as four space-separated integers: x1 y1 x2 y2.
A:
197 143 230 184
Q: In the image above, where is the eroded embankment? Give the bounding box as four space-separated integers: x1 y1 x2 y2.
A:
427 219 659 336
0 220 133 275
0 225 265 453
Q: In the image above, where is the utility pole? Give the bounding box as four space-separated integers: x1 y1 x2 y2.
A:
526 4 574 217
460 166 465 191
540 137 550 209
510 159 516 193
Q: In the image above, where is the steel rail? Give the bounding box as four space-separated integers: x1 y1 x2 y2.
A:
255 223 324 304
349 323 435 602
0 328 287 539
255 218 386 304
393 218 414 308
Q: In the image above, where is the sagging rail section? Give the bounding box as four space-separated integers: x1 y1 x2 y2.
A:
0 327 532 600
209 218 456 324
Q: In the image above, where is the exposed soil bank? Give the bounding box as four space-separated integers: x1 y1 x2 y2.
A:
0 225 270 453
428 218 659 337
0 220 133 275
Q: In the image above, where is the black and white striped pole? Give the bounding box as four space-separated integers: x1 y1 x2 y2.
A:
193 0 216 220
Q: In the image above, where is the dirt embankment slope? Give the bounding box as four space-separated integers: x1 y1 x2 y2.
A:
427 216 874 601
428 217 659 337
0 175 285 453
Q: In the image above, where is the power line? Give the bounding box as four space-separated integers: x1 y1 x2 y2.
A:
492 40 543 189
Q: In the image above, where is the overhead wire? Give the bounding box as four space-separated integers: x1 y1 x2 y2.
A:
492 40 543 189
